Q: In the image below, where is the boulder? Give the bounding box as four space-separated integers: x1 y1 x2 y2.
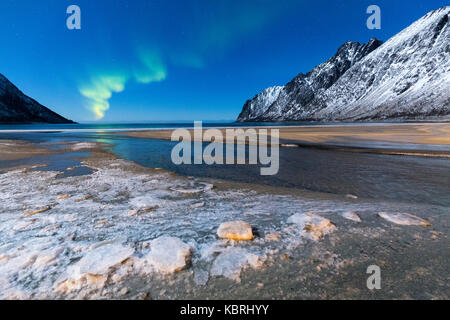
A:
146 236 192 273
341 211 361 222
288 212 336 240
55 241 134 293
217 221 254 241
210 247 264 282
378 212 431 226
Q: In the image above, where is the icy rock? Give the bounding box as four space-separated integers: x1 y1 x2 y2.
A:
210 247 264 282
217 221 254 241
40 223 61 233
128 209 139 216
13 220 35 231
341 211 361 222
378 212 431 226
190 201 205 209
56 274 108 293
34 248 64 268
288 212 336 240
77 242 133 275
56 242 134 293
145 236 192 274
23 206 50 217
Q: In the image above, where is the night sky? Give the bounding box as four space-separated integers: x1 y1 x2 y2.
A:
0 0 446 122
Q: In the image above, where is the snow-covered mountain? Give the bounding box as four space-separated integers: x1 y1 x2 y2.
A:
237 6 450 122
237 86 284 121
0 73 74 124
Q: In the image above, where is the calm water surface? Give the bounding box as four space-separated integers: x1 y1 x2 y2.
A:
1 123 449 207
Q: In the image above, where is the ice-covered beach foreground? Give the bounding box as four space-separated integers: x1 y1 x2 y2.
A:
0 140 448 299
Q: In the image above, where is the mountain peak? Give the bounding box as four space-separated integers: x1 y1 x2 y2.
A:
0 74 75 124
237 7 449 122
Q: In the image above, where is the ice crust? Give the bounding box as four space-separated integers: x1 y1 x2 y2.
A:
0 159 435 298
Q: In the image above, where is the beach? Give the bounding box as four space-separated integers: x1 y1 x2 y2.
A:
117 122 450 145
118 122 450 157
0 123 448 299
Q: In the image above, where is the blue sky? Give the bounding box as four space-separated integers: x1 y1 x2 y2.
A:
0 0 447 122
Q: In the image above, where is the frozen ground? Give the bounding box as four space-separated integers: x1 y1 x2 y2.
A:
0 142 448 299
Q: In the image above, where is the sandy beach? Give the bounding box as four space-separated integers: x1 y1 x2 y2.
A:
116 123 450 156
0 137 448 299
116 123 450 144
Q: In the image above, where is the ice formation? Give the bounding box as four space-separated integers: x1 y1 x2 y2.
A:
217 221 254 241
287 212 337 240
341 211 362 223
145 236 192 274
0 155 437 298
378 212 431 226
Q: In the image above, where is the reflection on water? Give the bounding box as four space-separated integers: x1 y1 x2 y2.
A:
1 130 449 207
0 151 90 172
110 136 450 207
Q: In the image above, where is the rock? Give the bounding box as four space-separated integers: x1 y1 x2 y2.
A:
56 274 108 293
145 236 192 274
39 223 61 234
77 243 134 275
13 219 35 231
110 274 122 283
287 212 336 240
56 242 134 293
341 211 361 222
138 206 159 214
23 206 50 217
217 221 254 241
128 209 139 216
34 248 64 267
378 212 431 226
210 247 264 282
190 201 205 209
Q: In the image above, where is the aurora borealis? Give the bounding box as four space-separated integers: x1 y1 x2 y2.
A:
0 0 445 122
80 48 167 119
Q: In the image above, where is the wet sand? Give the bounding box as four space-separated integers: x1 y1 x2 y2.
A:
0 140 51 160
0 139 448 300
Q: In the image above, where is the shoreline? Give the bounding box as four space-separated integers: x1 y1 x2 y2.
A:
114 123 450 157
